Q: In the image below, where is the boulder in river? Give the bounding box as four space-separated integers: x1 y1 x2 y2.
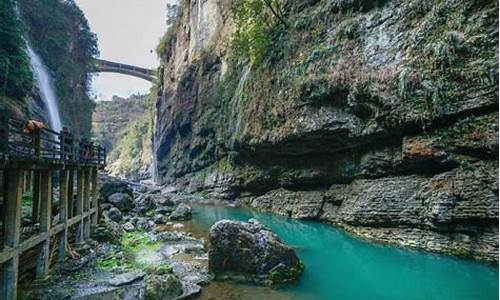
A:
107 207 123 222
208 219 304 285
109 192 134 212
170 203 192 220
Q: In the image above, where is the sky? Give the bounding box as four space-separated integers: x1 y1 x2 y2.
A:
75 0 170 101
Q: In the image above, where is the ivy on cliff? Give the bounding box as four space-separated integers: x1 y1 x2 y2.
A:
231 0 287 66
0 0 32 100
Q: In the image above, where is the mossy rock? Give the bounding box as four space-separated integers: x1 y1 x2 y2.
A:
100 181 133 200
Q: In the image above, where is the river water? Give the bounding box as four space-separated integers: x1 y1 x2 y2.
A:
182 203 498 300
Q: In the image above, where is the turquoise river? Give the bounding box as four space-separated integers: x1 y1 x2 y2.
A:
183 203 499 300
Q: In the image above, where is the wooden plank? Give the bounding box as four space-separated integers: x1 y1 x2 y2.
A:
36 169 52 280
0 247 14 265
2 169 22 300
58 169 69 262
75 169 84 244
83 169 91 239
19 232 48 254
68 208 96 227
32 170 41 224
2 256 19 300
67 170 74 218
91 168 98 225
4 169 22 248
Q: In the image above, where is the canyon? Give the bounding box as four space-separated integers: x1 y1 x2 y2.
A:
152 0 499 262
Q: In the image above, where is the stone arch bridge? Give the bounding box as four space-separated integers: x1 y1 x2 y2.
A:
93 59 155 82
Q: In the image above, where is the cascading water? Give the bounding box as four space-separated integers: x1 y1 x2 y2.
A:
27 46 63 132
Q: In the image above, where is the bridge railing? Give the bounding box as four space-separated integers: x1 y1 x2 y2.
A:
0 116 106 167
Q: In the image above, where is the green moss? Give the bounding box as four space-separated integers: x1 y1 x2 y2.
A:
121 231 161 254
96 231 163 271
96 256 123 270
449 247 473 259
144 263 173 275
268 261 305 285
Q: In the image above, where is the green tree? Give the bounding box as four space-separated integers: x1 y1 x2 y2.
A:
231 0 287 65
0 0 32 99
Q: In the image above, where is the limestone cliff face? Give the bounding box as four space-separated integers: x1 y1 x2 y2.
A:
154 0 498 261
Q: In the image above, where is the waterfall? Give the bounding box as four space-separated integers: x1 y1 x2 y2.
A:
27 46 63 132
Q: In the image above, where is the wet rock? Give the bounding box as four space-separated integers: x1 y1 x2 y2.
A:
208 220 303 285
155 206 174 214
74 281 146 300
108 272 146 287
101 203 112 211
123 222 135 232
145 274 183 300
170 203 192 221
136 218 153 230
93 221 123 243
55 257 89 275
134 185 149 194
153 194 175 207
109 193 134 212
172 223 184 229
251 188 324 219
134 194 156 214
154 214 167 224
107 207 123 222
101 181 133 200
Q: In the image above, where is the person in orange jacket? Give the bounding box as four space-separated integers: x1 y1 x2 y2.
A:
22 120 47 134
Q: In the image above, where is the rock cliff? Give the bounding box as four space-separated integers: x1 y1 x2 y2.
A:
93 94 153 179
153 0 498 261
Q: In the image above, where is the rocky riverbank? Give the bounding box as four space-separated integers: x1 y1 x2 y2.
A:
20 176 304 299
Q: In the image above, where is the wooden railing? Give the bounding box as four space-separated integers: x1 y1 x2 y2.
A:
0 117 105 300
0 117 106 167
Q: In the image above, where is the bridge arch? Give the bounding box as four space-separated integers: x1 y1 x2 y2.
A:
93 59 156 82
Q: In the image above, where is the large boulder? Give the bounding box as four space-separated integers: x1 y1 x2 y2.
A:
208 220 303 285
109 193 134 212
100 181 133 200
107 207 123 222
134 194 157 214
145 274 183 300
170 203 192 221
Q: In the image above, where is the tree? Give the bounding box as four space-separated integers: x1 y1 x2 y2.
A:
231 0 288 65
0 0 32 99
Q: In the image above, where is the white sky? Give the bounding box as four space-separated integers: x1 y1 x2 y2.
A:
75 0 170 101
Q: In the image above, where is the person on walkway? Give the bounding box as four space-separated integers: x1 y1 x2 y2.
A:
22 120 47 134
59 127 74 160
21 120 46 155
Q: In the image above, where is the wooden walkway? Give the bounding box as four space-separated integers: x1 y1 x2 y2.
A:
0 116 106 299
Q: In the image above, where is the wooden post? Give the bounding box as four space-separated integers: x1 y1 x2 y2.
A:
36 169 52 280
91 168 98 225
83 168 91 239
2 169 22 300
21 171 26 194
67 170 74 218
32 170 41 224
57 169 69 262
75 169 84 244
